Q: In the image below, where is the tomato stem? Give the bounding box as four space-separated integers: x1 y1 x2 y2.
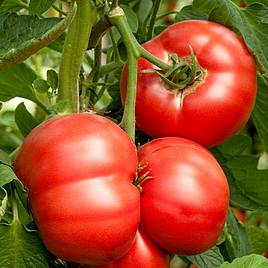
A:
108 6 170 139
147 0 162 40
108 7 170 70
58 1 97 113
8 183 19 223
119 53 137 141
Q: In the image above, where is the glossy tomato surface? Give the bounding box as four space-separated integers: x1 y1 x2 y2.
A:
138 137 230 255
14 113 140 265
82 229 170 268
121 20 256 147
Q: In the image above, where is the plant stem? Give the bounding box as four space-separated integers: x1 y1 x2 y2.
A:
156 11 178 21
93 42 102 82
109 8 170 70
147 0 162 40
88 15 111 49
8 183 19 223
34 98 51 114
108 8 140 57
58 1 97 113
120 53 137 141
109 30 122 63
108 6 170 140
99 61 123 76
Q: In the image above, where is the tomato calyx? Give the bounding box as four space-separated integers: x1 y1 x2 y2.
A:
134 163 153 193
143 47 206 92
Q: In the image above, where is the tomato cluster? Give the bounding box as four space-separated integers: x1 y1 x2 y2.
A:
14 19 256 267
14 113 229 267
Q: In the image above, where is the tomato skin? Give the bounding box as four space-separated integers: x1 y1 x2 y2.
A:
14 113 140 265
81 229 170 268
121 20 256 147
138 137 230 255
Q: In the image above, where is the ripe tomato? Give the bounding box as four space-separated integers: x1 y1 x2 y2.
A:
138 137 230 255
14 113 140 265
81 229 170 268
121 20 256 147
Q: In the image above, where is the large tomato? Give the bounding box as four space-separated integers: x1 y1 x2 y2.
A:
138 137 230 255
121 20 256 147
81 229 170 268
14 113 140 265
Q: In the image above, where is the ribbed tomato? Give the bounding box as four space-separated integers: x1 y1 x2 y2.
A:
14 113 140 265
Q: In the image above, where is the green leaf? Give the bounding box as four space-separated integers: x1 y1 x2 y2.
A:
175 5 208 22
186 246 224 268
15 103 39 137
193 0 268 72
246 225 268 254
0 164 17 187
136 0 153 24
48 32 65 53
212 135 260 210
0 187 8 221
0 0 27 14
33 79 50 94
226 155 268 207
224 166 261 210
47 69 58 91
221 254 268 267
107 82 121 112
121 5 139 33
0 149 11 166
224 209 251 260
0 220 49 268
245 0 268 6
213 135 252 158
154 25 168 35
0 130 21 153
29 0 53 15
0 63 37 102
252 74 268 152
192 0 268 75
0 5 76 71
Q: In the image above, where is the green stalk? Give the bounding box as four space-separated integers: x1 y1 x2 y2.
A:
58 1 97 113
8 183 19 223
147 0 162 40
108 7 170 70
120 53 137 141
108 7 170 140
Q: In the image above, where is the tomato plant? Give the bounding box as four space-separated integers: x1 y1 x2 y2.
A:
138 137 229 255
14 113 140 265
81 229 170 268
121 20 257 147
0 0 268 268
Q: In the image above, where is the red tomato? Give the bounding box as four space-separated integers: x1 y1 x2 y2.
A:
138 137 230 255
14 113 140 265
121 20 256 147
81 229 170 268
